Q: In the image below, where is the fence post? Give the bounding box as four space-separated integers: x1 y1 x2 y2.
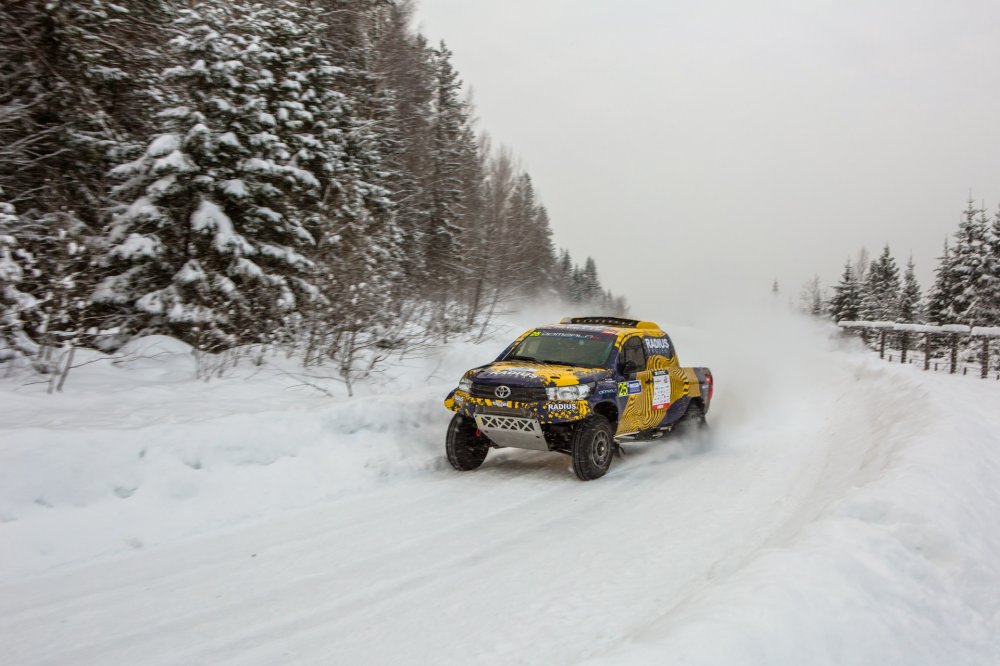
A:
924 333 930 371
983 338 990 380
900 332 908 364
950 334 958 374
879 330 886 359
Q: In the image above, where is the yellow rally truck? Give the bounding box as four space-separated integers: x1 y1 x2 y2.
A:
443 317 714 480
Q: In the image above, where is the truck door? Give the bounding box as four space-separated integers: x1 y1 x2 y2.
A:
616 336 659 435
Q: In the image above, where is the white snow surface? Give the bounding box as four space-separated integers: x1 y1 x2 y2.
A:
1 305 999 665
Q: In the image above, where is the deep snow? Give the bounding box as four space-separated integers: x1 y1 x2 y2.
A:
1 305 999 665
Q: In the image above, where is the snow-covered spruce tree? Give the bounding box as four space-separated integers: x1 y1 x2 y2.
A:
98 2 341 350
0 202 38 362
370 3 435 286
455 130 489 326
424 43 467 301
556 250 575 301
800 276 824 317
507 175 558 297
0 195 98 370
898 257 923 323
983 207 1000 326
1 1 173 357
0 0 160 224
929 197 987 325
828 259 862 323
860 245 901 322
946 198 991 326
578 257 604 304
926 238 955 324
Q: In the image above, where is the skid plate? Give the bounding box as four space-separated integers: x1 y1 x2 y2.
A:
474 414 548 451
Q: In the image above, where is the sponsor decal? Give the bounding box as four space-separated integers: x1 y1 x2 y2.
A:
454 394 465 406
490 400 511 408
652 371 671 410
598 388 615 396
528 330 542 337
618 381 642 396
482 369 539 379
546 402 577 411
643 337 672 356
539 331 598 339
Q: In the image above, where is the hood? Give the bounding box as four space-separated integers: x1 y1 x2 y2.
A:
469 361 609 388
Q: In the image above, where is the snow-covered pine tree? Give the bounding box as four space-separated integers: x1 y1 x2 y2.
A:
0 201 38 361
423 42 467 304
455 129 488 325
926 237 955 324
370 2 435 284
557 250 574 301
828 259 862 322
98 2 334 349
529 205 559 297
947 198 991 326
579 257 603 304
898 257 922 323
799 276 824 317
983 207 1000 326
1 1 174 355
507 174 556 296
860 245 901 322
294 0 407 373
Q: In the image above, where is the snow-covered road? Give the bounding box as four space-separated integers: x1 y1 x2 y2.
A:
2 309 999 665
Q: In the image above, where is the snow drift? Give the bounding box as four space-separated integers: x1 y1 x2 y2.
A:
1 304 999 665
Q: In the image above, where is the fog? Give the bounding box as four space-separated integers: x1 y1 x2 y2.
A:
416 0 1000 316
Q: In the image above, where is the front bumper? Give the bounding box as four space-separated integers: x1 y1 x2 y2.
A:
444 390 590 425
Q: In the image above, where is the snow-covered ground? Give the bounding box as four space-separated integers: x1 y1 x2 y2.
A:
1 304 999 665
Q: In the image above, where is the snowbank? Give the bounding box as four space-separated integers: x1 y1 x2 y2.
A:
583 358 1000 666
2 303 999 665
0 322 513 578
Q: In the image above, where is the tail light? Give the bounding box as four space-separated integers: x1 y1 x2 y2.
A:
705 371 714 401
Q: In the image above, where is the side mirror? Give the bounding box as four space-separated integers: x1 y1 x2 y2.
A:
622 360 638 376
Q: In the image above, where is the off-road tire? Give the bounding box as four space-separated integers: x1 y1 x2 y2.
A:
571 415 615 481
672 400 707 437
446 414 490 471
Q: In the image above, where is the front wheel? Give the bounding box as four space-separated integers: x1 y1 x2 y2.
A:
571 415 615 481
446 414 490 471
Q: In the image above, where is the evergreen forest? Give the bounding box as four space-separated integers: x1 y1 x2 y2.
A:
0 0 625 381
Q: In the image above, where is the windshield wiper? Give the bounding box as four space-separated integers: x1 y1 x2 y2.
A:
506 354 541 363
507 355 560 364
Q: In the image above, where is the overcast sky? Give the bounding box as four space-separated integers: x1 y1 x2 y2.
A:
415 0 1000 316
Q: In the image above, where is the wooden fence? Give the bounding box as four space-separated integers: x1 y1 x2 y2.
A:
837 321 1000 379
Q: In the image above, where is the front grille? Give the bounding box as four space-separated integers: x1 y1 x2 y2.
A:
471 383 546 402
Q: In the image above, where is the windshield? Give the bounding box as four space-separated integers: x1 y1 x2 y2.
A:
506 331 615 368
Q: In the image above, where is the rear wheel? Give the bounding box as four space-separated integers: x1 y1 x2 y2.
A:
571 415 615 481
672 400 707 437
446 414 489 471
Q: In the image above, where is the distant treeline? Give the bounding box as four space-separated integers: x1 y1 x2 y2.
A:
799 197 1000 329
0 0 625 374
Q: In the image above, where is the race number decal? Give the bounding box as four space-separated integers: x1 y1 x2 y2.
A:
652 370 671 410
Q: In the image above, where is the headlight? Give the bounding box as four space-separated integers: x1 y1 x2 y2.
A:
546 384 591 401
458 377 472 392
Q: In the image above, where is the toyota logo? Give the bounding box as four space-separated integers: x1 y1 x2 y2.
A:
495 385 511 399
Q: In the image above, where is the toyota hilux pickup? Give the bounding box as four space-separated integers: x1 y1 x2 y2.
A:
443 317 713 480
